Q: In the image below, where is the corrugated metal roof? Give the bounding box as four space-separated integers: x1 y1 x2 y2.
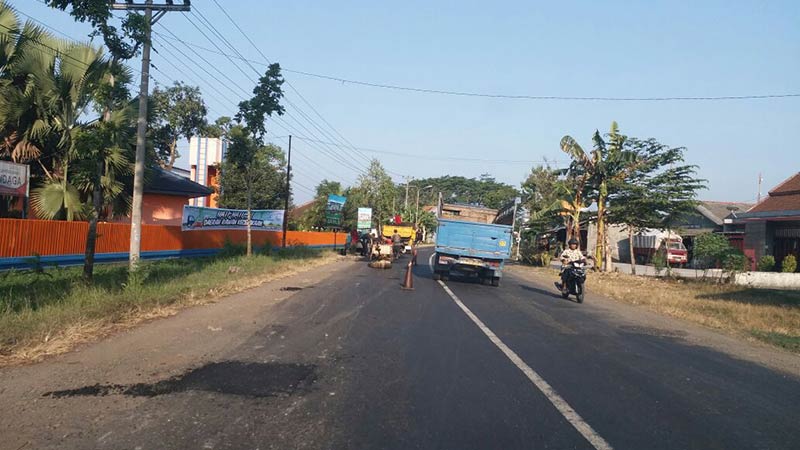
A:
144 167 214 198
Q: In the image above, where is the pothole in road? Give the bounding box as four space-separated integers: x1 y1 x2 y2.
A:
618 325 688 339
43 361 317 399
280 286 304 291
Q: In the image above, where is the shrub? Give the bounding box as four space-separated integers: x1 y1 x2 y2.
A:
218 238 246 259
782 255 798 273
694 233 732 269
723 251 750 274
757 255 776 272
524 252 552 267
653 246 668 275
536 252 552 267
276 245 320 259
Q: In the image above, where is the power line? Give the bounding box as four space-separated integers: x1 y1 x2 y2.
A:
289 135 560 165
157 26 365 187
206 0 379 169
191 5 373 175
282 70 800 102
153 23 800 103
151 35 239 110
159 20 358 192
185 6 372 179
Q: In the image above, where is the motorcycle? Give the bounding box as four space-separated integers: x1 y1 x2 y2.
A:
557 260 587 303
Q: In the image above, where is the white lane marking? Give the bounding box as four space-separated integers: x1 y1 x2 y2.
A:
437 280 613 450
428 252 436 274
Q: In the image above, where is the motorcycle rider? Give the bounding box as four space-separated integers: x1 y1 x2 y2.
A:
555 238 585 293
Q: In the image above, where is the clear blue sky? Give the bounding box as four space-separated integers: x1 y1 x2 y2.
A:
21 0 800 204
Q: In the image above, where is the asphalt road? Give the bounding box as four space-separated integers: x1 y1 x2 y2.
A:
2 248 799 449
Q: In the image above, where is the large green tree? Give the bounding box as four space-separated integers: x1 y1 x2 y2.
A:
45 0 147 61
218 138 286 211
149 81 208 170
605 138 704 274
301 179 343 230
228 63 285 255
406 174 517 210
520 164 563 234
348 159 395 235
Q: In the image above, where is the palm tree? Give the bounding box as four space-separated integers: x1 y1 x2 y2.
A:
0 2 136 281
30 41 108 222
0 2 53 163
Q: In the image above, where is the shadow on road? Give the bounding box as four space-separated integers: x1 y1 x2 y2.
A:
517 283 577 302
43 361 317 399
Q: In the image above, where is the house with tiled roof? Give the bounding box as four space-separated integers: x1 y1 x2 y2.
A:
735 172 800 269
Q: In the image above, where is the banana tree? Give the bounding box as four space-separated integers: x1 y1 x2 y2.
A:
560 122 640 270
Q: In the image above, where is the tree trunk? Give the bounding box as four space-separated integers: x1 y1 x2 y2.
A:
83 158 103 282
628 226 636 275
166 139 178 171
83 92 114 281
595 193 605 270
605 227 613 272
572 212 581 244
246 175 253 257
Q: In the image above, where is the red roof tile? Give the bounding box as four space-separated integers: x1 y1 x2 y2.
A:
769 172 800 195
746 172 800 213
748 194 800 213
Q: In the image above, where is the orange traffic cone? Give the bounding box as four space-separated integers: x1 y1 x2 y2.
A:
401 260 414 290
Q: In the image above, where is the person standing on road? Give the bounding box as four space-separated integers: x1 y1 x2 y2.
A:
391 229 403 259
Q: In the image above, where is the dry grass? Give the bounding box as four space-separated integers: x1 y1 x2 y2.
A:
526 267 800 352
0 249 339 366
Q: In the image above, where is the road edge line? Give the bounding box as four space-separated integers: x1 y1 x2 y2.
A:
437 280 613 450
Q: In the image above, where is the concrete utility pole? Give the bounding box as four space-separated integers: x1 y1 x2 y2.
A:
112 1 191 272
282 135 292 248
404 176 412 210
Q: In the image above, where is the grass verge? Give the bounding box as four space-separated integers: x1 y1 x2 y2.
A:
0 247 336 365
522 266 800 353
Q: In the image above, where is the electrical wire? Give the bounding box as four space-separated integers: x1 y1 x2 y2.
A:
205 1 382 170
154 16 800 103
190 5 373 176
184 6 373 180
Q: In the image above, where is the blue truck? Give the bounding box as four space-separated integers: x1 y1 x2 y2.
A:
433 218 513 286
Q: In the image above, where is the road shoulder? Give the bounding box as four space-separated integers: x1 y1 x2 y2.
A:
505 264 800 378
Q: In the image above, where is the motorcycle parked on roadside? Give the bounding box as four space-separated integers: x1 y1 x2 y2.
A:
557 260 587 303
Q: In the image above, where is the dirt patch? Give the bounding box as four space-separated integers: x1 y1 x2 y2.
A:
44 361 317 399
618 325 688 339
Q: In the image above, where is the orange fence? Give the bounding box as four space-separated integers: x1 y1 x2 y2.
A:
0 218 342 259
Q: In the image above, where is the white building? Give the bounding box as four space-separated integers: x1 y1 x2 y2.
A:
188 136 227 207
